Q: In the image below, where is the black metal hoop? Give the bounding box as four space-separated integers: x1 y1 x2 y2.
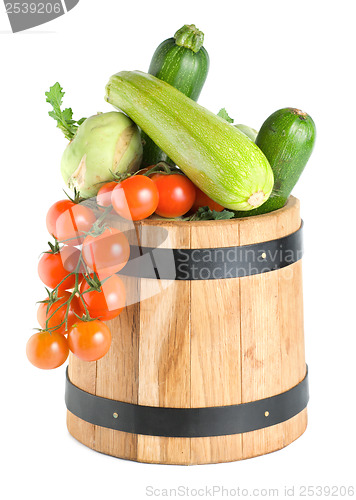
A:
118 222 303 281
65 366 309 438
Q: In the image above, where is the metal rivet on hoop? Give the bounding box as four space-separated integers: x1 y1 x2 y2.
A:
264 411 269 417
261 252 267 259
113 412 119 419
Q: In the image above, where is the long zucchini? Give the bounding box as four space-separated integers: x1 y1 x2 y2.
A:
142 24 210 167
234 107 316 217
105 71 273 211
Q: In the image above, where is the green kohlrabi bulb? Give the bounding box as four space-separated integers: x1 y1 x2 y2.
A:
61 111 142 198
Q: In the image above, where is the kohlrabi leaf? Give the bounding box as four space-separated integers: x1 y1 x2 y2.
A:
46 82 86 140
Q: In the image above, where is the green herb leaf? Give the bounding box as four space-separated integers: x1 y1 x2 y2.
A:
192 206 235 221
45 82 86 140
61 107 76 125
217 108 234 124
77 117 87 126
211 209 235 220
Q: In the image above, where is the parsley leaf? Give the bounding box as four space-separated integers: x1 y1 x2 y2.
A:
191 206 235 221
212 209 235 220
45 82 86 141
217 108 234 124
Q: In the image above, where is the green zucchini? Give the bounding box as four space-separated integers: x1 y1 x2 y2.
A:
105 71 274 211
234 107 316 217
141 24 210 167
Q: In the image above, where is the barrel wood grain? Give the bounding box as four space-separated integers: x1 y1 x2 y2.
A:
239 197 306 459
67 353 96 449
190 221 243 463
136 223 191 464
67 196 307 464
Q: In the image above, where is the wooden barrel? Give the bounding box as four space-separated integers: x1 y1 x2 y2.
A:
66 195 308 465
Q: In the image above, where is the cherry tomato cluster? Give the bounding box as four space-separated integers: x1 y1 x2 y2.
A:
27 163 223 370
27 197 130 370
97 164 224 221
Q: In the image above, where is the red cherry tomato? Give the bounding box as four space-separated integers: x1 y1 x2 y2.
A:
191 187 224 213
26 331 69 370
97 181 118 209
82 227 130 278
68 320 112 362
46 200 76 238
151 173 196 218
111 176 159 221
79 274 126 321
38 246 83 290
37 291 82 335
46 200 96 245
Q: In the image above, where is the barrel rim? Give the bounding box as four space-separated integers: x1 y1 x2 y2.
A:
136 196 299 227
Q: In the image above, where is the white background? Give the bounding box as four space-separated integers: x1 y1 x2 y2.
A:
1 0 356 498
